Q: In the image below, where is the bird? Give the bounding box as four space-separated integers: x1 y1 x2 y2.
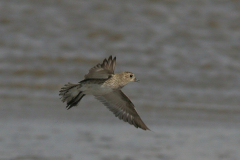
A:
59 56 149 130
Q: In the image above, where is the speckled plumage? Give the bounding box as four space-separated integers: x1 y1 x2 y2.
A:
59 56 149 130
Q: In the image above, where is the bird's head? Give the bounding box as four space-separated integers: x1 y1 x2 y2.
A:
122 71 140 83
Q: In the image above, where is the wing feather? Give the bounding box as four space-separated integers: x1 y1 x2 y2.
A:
84 56 116 79
95 90 150 130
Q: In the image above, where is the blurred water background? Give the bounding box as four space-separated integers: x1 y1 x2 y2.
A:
1 0 240 160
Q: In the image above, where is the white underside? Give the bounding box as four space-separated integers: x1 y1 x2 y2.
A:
80 83 113 95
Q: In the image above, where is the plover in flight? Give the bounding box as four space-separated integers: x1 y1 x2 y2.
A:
59 56 149 130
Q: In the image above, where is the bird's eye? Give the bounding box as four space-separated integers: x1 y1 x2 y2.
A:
130 75 133 78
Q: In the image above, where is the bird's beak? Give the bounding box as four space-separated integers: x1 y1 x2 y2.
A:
134 78 140 82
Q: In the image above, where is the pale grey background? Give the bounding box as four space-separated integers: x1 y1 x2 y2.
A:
1 0 240 160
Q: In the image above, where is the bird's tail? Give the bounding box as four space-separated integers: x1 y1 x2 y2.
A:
59 82 85 110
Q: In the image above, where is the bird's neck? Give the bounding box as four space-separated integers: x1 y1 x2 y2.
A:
113 73 128 88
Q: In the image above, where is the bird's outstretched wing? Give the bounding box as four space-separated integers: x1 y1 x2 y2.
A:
84 56 116 79
95 90 150 130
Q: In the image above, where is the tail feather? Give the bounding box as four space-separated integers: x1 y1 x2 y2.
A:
59 82 85 109
66 91 85 110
